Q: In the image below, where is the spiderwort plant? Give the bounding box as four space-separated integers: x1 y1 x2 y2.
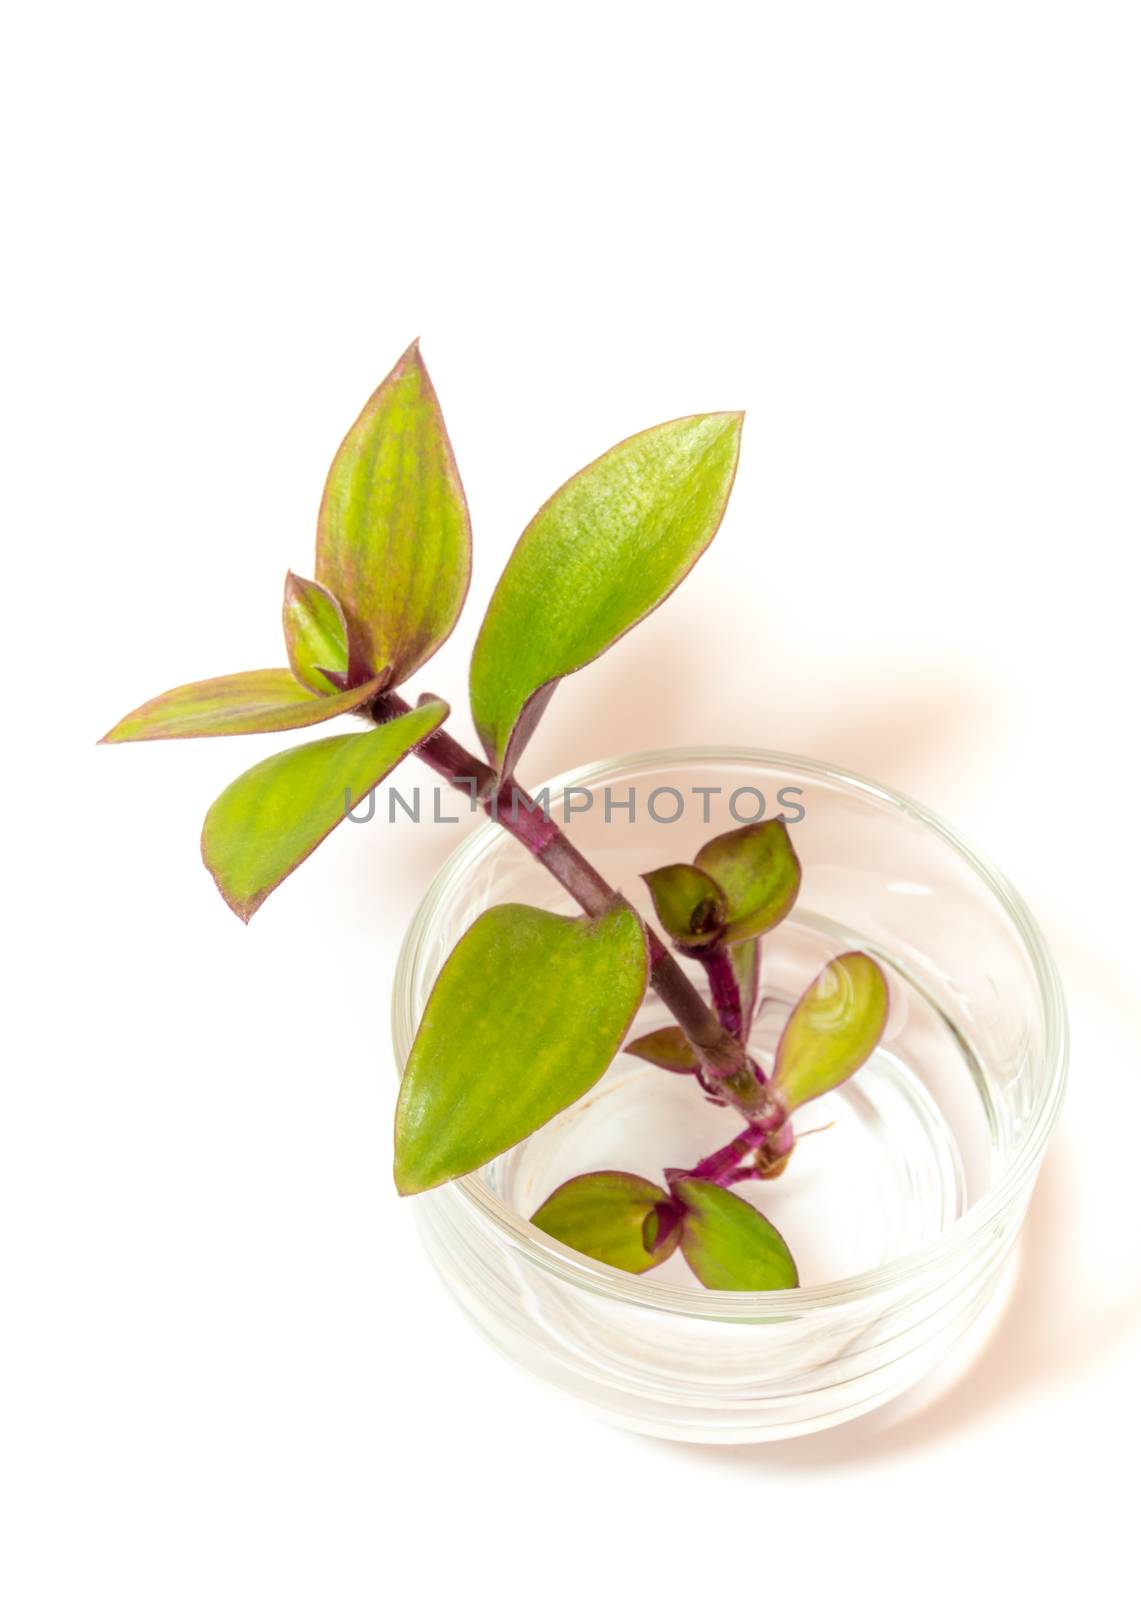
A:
102 340 889 1292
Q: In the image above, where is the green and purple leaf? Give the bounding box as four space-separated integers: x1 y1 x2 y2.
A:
394 903 648 1195
623 1026 700 1074
316 340 471 686
671 1177 798 1291
642 863 726 948
773 952 889 1110
282 571 350 694
200 698 448 921
531 1171 679 1274
100 667 388 743
469 412 743 776
694 818 801 944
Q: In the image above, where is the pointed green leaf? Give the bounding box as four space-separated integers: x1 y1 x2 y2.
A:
100 668 387 743
395 903 648 1195
282 571 350 694
316 341 471 685
531 1171 678 1274
469 412 743 775
623 1026 700 1073
642 863 726 948
730 938 760 1040
201 699 448 921
671 1177 798 1291
694 818 801 943
773 952 889 1110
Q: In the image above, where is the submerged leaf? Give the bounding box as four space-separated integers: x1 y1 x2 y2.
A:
773 952 889 1110
395 903 647 1195
316 341 471 685
100 668 387 742
671 1177 798 1291
623 1026 700 1074
469 412 743 775
755 1125 795 1180
201 699 448 921
694 818 801 944
643 863 726 947
282 571 350 693
532 1171 678 1273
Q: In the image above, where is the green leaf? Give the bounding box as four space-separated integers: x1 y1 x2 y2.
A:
642 863 726 948
394 903 647 1195
694 818 801 943
100 668 387 743
671 1177 798 1291
282 571 350 694
623 1026 699 1074
531 1171 678 1274
201 699 448 921
469 412 743 775
316 340 471 686
729 938 760 1040
773 952 889 1110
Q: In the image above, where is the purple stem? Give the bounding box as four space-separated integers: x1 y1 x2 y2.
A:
695 945 743 1041
687 1123 769 1183
680 1109 792 1187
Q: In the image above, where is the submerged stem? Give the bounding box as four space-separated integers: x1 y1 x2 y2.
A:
694 945 745 1043
681 1107 792 1186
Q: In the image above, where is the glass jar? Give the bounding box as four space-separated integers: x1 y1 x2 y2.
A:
391 750 1067 1443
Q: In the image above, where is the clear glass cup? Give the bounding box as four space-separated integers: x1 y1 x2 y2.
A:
391 750 1067 1443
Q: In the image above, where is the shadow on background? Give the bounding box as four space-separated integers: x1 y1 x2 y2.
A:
516 609 988 807
651 1146 1141 1475
378 604 989 909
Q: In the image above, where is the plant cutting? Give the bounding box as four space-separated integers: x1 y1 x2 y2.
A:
102 340 889 1293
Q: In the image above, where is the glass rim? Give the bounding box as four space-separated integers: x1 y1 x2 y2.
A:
391 745 1069 1319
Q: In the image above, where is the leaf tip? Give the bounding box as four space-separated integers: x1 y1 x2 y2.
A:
398 335 424 373
200 832 263 924
711 409 745 456
98 715 133 744
704 409 745 440
392 1149 434 1197
216 877 262 925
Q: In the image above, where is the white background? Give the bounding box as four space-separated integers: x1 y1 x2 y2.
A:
3 3 1139 1595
